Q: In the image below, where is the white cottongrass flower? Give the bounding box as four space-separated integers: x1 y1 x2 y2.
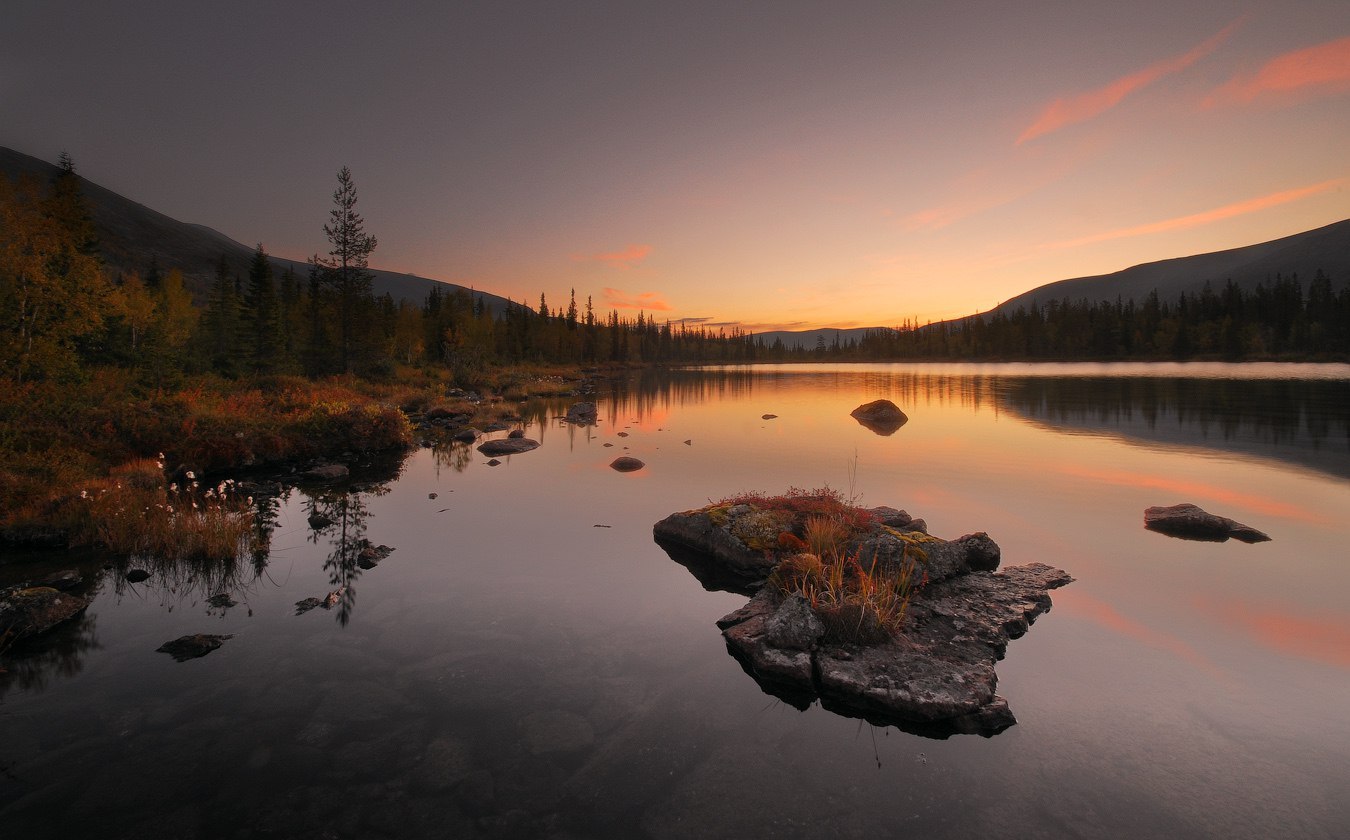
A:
185 471 195 480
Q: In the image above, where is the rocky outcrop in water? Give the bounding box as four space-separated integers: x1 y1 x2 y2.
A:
1144 503 1271 543
565 402 598 425
0 585 92 643
610 457 645 472
477 438 540 456
653 497 1073 736
850 399 909 435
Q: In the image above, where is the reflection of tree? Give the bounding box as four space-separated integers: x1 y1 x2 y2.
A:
1001 376 1350 480
303 486 387 627
432 441 473 474
0 611 100 702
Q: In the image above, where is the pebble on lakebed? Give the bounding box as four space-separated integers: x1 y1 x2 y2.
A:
653 495 1073 737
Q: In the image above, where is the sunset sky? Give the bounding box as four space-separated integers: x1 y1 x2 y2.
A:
5 1 1350 331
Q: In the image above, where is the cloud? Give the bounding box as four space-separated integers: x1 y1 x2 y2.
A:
1046 177 1349 251
601 287 672 311
1017 17 1243 144
1205 35 1350 107
1057 592 1225 678
571 243 652 269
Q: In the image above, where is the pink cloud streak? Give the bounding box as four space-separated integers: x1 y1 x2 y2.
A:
1018 17 1243 144
1047 177 1349 250
572 243 653 269
601 287 672 311
1205 35 1350 107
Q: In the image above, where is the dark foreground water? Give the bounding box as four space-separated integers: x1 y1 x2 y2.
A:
4 363 1350 839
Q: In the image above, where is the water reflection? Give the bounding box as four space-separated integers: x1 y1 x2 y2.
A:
999 376 1350 480
303 489 379 626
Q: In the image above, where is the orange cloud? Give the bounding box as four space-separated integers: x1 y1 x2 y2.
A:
1047 177 1349 250
572 243 652 269
1195 597 1350 670
1017 17 1243 144
601 287 672 311
1206 35 1350 107
1058 464 1329 525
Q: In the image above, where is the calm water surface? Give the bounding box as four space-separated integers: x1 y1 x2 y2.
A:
3 362 1349 839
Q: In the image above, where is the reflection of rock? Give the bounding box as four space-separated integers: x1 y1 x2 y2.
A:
850 399 908 435
610 457 645 472
156 633 232 662
0 585 92 642
304 463 350 481
356 541 394 570
565 402 598 425
654 498 1072 737
1144 503 1271 543
478 438 540 456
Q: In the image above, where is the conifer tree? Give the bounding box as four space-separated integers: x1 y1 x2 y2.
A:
313 166 377 373
241 244 281 372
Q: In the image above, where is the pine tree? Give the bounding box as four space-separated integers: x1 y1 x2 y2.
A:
200 253 240 374
313 166 377 373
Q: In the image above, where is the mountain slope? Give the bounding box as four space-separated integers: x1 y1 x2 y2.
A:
0 146 515 313
992 219 1350 315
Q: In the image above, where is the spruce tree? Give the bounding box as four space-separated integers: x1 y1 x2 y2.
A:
313 166 377 373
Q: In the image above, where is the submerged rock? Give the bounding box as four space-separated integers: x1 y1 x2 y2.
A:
565 402 598 425
206 593 237 609
156 633 233 662
654 496 1072 736
0 585 92 642
307 512 334 530
850 399 909 435
477 438 540 456
610 457 645 472
1144 503 1271 543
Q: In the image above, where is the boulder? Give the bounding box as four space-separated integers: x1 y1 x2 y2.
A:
307 512 334 530
477 438 540 457
508 428 525 439
125 569 151 583
850 400 908 435
1144 503 1271 543
35 569 82 591
609 457 645 472
452 428 481 443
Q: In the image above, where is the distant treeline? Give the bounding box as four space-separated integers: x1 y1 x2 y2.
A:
796 277 1349 361
5 159 1347 390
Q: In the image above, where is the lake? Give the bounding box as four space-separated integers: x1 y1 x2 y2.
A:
3 362 1350 839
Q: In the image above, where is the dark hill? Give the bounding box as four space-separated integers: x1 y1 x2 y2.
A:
0 146 515 313
992 219 1350 315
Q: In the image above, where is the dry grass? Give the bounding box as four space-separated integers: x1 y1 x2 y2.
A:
732 486 916 644
63 459 260 564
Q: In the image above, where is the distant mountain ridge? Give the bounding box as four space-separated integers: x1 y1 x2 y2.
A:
0 146 515 313
757 218 1350 348
991 218 1350 315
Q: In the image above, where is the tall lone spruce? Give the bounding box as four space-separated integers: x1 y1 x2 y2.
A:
313 166 377 373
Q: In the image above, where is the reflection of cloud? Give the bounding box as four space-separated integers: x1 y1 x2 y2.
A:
1195 597 1350 670
1058 464 1328 524
1057 591 1225 678
1017 17 1242 144
1046 178 1349 250
601 287 672 311
1206 35 1350 107
572 243 652 269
